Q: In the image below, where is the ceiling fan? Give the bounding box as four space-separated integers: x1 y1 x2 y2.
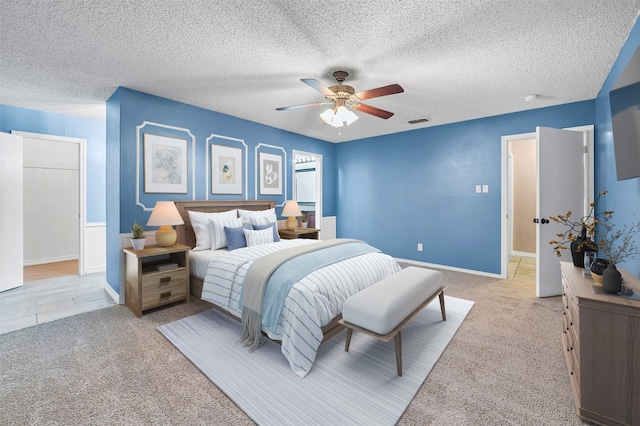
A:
276 71 404 128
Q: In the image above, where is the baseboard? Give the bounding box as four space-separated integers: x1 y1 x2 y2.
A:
104 281 121 304
394 258 503 279
512 251 536 258
85 266 106 275
23 255 78 267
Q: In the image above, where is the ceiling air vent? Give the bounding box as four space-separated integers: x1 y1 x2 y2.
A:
408 118 430 124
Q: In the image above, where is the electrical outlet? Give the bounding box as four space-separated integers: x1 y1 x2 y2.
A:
417 243 423 252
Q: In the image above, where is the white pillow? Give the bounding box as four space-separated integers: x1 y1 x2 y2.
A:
188 209 237 250
249 216 274 226
210 217 244 250
243 227 274 247
238 208 277 226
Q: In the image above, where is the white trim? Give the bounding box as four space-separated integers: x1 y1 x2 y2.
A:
12 131 87 275
206 134 248 199
394 258 503 279
254 143 287 207
512 250 535 258
135 121 196 211
104 280 120 304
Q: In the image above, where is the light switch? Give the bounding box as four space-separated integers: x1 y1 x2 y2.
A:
475 185 482 193
482 184 489 193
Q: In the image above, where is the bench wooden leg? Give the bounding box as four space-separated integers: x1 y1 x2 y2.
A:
345 328 353 352
395 331 402 376
439 291 446 321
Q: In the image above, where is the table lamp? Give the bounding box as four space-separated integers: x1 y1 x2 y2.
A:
146 201 184 247
282 200 302 231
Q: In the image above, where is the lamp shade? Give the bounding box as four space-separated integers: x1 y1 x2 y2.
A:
282 200 302 231
320 106 359 128
147 201 184 226
282 200 302 217
147 201 184 247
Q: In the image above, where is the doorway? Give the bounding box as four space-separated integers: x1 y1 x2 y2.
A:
292 150 323 238
501 125 594 293
13 131 86 281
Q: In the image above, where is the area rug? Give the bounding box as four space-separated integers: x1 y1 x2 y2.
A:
158 295 474 426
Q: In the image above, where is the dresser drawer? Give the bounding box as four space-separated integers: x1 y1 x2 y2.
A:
141 268 187 291
141 281 187 310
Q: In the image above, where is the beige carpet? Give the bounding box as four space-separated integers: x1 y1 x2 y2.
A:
0 269 583 425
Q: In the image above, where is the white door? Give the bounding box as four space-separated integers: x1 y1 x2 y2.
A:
0 132 24 292
536 127 585 297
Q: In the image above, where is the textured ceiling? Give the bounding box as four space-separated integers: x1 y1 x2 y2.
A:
1 1 639 143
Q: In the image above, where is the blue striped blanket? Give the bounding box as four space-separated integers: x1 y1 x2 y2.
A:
239 239 379 350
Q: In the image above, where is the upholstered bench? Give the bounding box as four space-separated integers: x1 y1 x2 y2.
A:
338 266 446 376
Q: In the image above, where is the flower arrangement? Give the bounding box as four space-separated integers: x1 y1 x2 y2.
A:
594 211 640 265
548 191 606 258
549 190 640 266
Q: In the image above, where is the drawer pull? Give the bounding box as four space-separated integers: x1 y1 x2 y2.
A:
160 277 171 285
160 291 171 299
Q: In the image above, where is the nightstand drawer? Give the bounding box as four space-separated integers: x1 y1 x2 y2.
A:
141 268 187 291
141 281 187 310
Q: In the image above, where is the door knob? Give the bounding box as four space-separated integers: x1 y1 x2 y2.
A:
533 218 539 223
541 218 549 224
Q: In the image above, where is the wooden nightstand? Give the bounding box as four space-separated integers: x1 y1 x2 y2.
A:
278 227 320 240
123 244 190 317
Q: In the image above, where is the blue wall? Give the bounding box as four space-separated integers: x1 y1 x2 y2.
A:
336 102 595 274
0 104 106 223
594 15 640 277
105 88 337 293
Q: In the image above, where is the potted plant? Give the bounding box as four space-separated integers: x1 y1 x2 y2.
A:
301 214 308 229
130 221 146 250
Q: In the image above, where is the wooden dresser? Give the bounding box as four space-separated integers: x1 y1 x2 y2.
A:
560 262 640 426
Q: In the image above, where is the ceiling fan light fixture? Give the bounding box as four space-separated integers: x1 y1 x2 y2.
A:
319 106 359 128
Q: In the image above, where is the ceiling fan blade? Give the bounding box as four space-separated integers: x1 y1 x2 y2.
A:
351 103 394 119
276 101 330 111
301 79 337 97
355 84 404 100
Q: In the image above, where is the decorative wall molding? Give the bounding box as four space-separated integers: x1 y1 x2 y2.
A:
135 121 196 211
84 222 106 274
206 134 248 200
255 143 287 207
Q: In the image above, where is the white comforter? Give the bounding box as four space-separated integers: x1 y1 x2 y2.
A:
200 239 400 377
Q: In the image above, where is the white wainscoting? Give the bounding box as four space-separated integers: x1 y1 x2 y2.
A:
320 216 336 240
84 222 106 274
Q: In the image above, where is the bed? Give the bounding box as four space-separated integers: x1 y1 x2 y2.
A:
174 200 401 377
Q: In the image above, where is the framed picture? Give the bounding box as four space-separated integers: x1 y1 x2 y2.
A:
143 133 188 193
259 152 282 195
211 144 242 194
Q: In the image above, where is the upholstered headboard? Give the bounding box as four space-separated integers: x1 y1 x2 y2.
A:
174 200 275 248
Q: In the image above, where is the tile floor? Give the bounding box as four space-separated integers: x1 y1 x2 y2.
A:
1 257 536 336
0 272 115 335
508 255 536 283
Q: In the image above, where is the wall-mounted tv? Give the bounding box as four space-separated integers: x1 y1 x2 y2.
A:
609 45 640 181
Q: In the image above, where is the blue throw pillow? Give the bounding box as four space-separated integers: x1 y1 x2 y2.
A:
224 226 248 251
252 222 280 242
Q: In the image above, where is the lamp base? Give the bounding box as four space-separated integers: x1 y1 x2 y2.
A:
155 225 177 247
286 216 298 231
